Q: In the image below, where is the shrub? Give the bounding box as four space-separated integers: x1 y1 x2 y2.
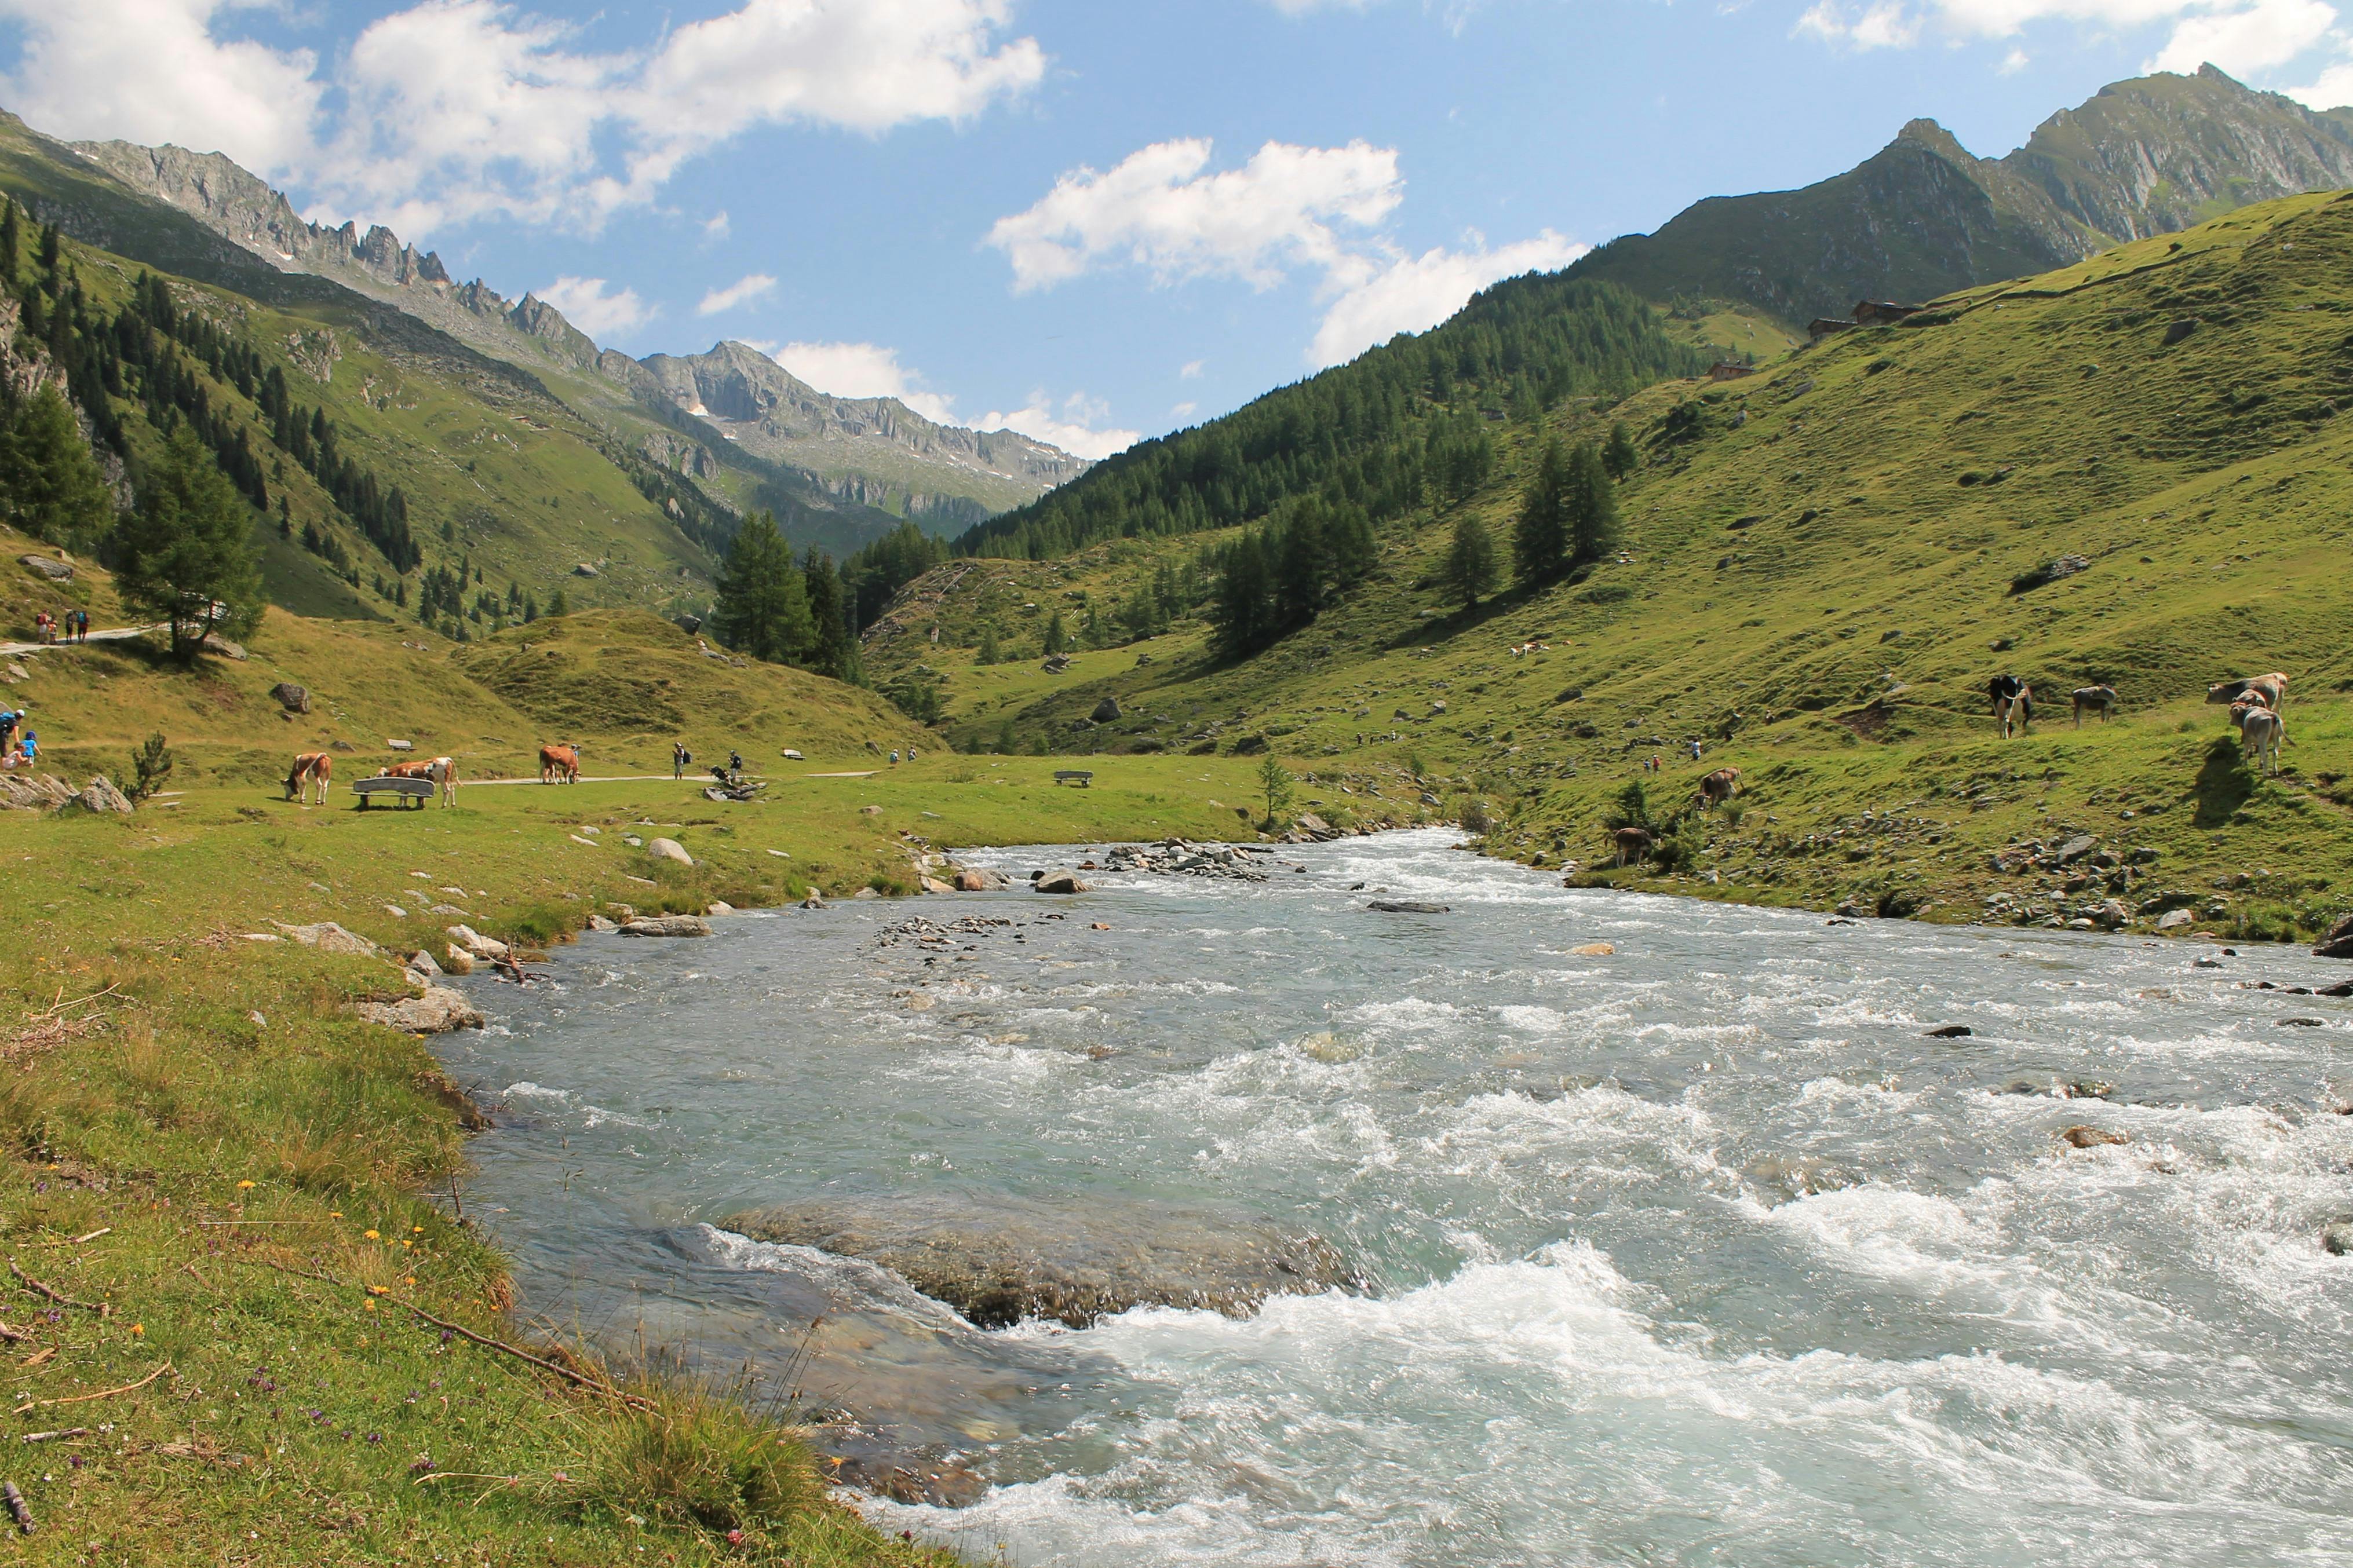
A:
126 733 175 802
1651 816 1705 873
576 1386 820 1537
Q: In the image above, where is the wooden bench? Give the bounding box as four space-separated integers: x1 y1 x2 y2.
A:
353 776 434 810
1053 770 1094 788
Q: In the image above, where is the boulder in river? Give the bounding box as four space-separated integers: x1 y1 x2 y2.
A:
2061 1125 2127 1149
619 915 712 937
954 867 1008 892
1924 1025 1973 1039
2322 1219 2353 1256
1034 871 1089 894
2312 912 2353 959
1367 900 1449 913
723 1196 1365 1329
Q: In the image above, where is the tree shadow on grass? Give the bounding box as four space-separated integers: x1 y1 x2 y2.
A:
2193 735 2253 828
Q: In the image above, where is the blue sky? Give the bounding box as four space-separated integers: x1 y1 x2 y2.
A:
5 1 2351 457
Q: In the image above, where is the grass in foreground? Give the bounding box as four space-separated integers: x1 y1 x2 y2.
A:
0 757 1261 1563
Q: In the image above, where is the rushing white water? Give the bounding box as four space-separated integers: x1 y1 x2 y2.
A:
432 830 2353 1566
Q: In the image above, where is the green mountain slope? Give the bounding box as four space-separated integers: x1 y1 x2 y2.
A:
869 191 2353 941
1570 66 2353 327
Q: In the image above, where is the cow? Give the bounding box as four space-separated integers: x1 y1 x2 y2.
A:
423 755 458 806
1988 675 2033 738
2070 685 2118 726
1610 827 1654 868
283 752 331 805
2208 672 2289 712
539 744 581 784
1694 767 1742 810
2234 701 2285 775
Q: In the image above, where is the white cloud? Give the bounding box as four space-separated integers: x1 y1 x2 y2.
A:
535 275 654 336
704 211 732 240
1309 231 1586 368
2147 0 2333 72
1798 0 2340 80
977 392 1140 460
765 341 961 423
5 0 1045 237
986 137 1404 292
2286 56 2353 100
0 0 323 176
1172 401 1199 419
2001 44 2034 67
1180 359 1205 378
698 272 779 315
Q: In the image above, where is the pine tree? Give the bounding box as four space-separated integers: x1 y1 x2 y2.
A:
1603 421 1640 481
710 511 811 663
1042 609 1067 655
1512 436 1570 588
1210 531 1273 657
1442 513 1498 611
1566 439 1622 565
113 423 264 662
802 549 860 683
0 385 115 547
975 622 1001 664
1273 503 1327 631
0 199 19 286
546 589 569 617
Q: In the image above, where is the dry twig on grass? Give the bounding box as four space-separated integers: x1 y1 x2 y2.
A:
16 1361 171 1410
6 1259 107 1317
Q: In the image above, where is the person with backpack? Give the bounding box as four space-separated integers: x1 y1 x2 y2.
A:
673 741 691 780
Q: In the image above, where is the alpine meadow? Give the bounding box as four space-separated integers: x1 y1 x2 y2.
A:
0 20 2351 1566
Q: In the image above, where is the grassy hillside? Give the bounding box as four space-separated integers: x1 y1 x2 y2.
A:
5 525 928 788
867 189 2353 943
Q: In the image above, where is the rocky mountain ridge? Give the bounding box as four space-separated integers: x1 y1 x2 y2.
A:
64 136 1088 524
1572 66 2353 326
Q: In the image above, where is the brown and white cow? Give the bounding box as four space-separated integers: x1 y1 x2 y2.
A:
1989 675 2033 739
2070 685 2118 726
539 744 581 784
1610 827 1654 868
2208 672 2289 712
1694 767 1742 810
284 751 331 805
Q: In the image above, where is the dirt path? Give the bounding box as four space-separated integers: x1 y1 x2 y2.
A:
0 624 167 657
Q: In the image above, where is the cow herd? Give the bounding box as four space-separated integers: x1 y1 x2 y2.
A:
280 743 586 805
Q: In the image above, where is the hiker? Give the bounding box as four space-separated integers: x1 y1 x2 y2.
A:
17 731 36 769
728 750 743 776
71 609 87 642
1689 739 1703 762
890 750 900 766
908 745 918 763
673 741 691 780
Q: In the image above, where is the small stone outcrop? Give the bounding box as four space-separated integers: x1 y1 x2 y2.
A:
619 915 712 937
0 773 74 811
351 987 483 1034
17 554 71 581
646 838 694 867
271 682 310 714
1089 696 1122 723
1033 871 1089 894
62 777 134 814
273 920 381 957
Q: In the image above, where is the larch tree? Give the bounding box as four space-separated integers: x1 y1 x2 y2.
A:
1512 436 1570 589
112 423 264 662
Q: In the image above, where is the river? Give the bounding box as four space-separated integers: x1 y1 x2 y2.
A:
432 829 2353 1566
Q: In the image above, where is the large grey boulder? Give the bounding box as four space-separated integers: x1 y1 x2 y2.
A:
619 915 711 937
0 774 73 811
646 837 694 867
17 554 71 581
351 986 483 1034
1034 871 1089 894
1090 696 1122 723
954 867 1008 892
63 776 134 814
271 682 310 714
721 1195 1364 1329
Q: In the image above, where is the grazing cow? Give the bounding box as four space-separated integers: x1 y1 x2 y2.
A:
283 751 331 805
539 744 581 784
1988 675 2033 738
1694 767 1742 810
422 755 458 806
1611 827 1654 868
2234 702 2285 774
2208 672 2289 712
2070 685 2118 726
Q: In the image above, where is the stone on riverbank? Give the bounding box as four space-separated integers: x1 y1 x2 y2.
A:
274 920 381 957
721 1196 1365 1329
619 915 712 937
2313 912 2353 959
646 838 694 867
351 986 483 1033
